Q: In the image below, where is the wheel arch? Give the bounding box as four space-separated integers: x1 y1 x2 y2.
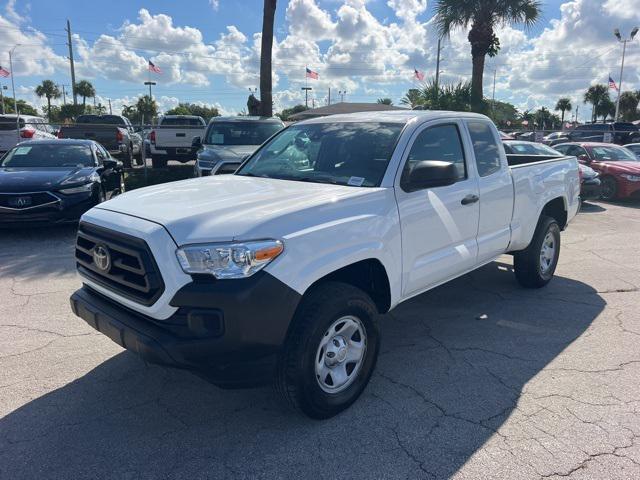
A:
540 196 568 230
302 259 392 314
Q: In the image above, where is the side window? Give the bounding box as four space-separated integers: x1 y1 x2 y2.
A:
468 121 501 177
403 124 466 184
95 146 106 164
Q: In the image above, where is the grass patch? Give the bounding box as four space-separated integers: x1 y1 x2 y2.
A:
125 164 195 190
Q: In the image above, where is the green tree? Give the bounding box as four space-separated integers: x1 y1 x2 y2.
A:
60 103 85 121
554 97 572 124
165 103 220 122
618 91 640 122
35 80 61 122
434 0 541 112
276 104 308 121
259 0 277 117
75 80 96 112
1 97 38 115
598 97 615 122
400 88 423 109
487 99 519 127
584 84 609 123
136 95 158 125
377 98 393 105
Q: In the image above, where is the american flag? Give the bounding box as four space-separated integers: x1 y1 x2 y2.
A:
0 65 10 78
305 67 319 80
608 76 619 92
414 68 424 81
149 60 162 74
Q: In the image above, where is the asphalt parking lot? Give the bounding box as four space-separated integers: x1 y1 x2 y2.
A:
1 201 639 480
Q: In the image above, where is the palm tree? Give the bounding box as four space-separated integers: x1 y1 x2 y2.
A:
584 84 609 123
377 98 393 105
618 91 640 122
35 80 61 121
554 97 572 125
434 0 541 112
259 0 277 117
136 95 158 124
76 80 96 112
400 88 423 109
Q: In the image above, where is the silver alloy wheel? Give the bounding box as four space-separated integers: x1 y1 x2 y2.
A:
539 230 556 274
315 316 367 394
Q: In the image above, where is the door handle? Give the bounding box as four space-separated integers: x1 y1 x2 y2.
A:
461 194 479 205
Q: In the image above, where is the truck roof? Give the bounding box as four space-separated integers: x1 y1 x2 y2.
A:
298 110 491 125
210 116 283 124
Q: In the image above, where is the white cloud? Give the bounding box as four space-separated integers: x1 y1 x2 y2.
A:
209 0 220 11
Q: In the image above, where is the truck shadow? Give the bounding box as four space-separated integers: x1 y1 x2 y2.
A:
0 261 604 479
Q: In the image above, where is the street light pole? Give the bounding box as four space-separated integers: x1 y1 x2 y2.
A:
144 81 156 101
613 27 638 122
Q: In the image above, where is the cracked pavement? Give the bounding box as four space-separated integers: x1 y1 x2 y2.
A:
1 200 639 479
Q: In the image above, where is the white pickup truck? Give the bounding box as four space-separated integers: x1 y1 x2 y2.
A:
149 115 206 168
70 111 580 418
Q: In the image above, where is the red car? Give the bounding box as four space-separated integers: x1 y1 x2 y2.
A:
554 142 640 200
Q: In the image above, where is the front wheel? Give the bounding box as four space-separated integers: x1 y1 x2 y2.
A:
514 215 560 288
275 282 380 419
151 155 168 169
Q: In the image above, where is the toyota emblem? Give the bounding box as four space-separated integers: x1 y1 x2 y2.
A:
92 245 111 272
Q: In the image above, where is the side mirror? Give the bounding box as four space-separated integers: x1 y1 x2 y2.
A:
402 160 459 192
577 154 589 163
103 158 119 170
192 136 202 149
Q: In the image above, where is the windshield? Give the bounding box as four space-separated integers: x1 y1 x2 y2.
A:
504 142 561 155
591 146 637 161
204 122 283 146
0 144 94 168
236 122 404 187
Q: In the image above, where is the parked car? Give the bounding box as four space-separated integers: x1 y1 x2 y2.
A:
577 163 602 201
58 115 143 168
502 140 562 156
149 115 206 168
0 139 124 226
498 130 514 140
193 116 284 176
624 143 640 159
550 123 640 146
513 131 537 141
0 114 56 154
554 142 640 200
70 111 579 419
542 132 568 145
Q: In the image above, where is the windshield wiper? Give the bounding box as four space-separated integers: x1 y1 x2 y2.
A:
238 172 271 178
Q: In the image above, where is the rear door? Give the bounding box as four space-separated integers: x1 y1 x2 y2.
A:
464 120 514 263
395 120 480 297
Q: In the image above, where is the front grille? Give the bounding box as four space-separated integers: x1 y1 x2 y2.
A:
0 191 60 210
75 222 165 306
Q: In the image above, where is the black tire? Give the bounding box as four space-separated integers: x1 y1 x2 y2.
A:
600 176 618 201
121 148 133 169
135 149 144 166
97 186 106 204
514 215 560 288
151 155 168 169
275 282 380 419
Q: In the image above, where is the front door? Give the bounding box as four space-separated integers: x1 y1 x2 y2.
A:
395 121 480 297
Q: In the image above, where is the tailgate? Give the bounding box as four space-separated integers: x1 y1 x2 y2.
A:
156 127 204 149
63 127 117 146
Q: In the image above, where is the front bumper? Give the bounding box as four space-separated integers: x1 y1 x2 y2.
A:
70 271 301 387
0 192 96 227
618 178 640 199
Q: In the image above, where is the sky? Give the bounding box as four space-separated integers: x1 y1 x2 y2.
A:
0 0 638 121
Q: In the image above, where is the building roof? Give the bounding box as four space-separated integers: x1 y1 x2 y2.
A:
288 102 407 120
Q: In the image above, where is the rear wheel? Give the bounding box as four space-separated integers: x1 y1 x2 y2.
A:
275 282 380 419
514 215 560 288
600 176 618 201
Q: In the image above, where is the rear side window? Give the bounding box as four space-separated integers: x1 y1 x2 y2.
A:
0 117 24 130
160 117 204 127
404 124 466 182
468 121 501 177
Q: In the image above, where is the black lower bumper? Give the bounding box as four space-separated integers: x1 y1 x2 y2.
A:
0 195 96 227
581 178 602 200
70 272 301 387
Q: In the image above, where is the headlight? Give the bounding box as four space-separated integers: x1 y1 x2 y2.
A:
58 183 94 194
176 240 284 279
621 174 640 182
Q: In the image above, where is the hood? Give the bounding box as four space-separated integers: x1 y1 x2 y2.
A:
595 161 640 175
0 166 97 193
96 175 385 245
197 144 258 163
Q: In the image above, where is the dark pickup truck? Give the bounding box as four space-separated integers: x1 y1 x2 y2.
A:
58 115 143 168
